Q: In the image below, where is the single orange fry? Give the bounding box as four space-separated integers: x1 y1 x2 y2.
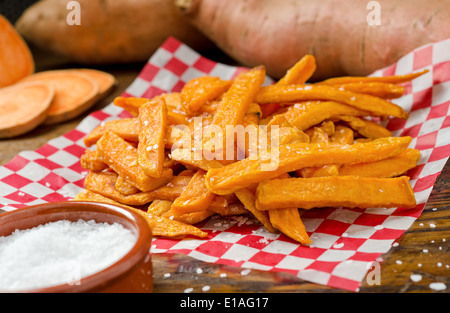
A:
171 169 216 215
256 176 416 210
255 84 409 119
138 97 167 178
268 208 312 245
277 101 371 131
83 118 140 147
338 148 420 178
181 76 231 114
318 69 428 86
277 55 316 85
96 130 172 192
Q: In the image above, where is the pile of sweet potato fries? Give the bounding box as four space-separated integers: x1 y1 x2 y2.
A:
74 55 424 245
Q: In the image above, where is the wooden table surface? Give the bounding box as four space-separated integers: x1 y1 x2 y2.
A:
0 47 448 293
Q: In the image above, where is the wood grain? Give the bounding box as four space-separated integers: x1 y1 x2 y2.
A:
0 47 448 293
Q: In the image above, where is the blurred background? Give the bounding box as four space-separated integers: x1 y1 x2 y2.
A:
0 0 36 23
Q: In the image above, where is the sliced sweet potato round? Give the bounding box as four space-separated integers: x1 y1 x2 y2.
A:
0 81 54 138
0 15 34 88
72 68 117 99
20 70 100 125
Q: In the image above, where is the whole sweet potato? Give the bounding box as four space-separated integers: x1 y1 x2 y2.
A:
16 0 213 64
176 0 450 80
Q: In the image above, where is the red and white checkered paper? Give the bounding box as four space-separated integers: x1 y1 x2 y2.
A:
1 37 449 292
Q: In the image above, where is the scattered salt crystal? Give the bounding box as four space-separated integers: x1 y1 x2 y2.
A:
202 285 210 292
45 182 51 187
196 268 203 274
184 287 194 293
18 192 25 196
332 242 344 249
429 282 447 291
164 273 171 278
430 223 436 228
423 249 429 253
418 263 422 267
146 146 152 151
392 242 399 247
0 219 136 291
241 269 251 276
410 274 422 282
437 262 442 267
396 260 403 265
220 273 227 278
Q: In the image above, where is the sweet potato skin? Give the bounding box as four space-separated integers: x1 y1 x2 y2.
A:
16 0 213 65
177 0 450 80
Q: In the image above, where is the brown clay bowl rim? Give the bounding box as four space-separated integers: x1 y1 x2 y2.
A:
0 201 152 293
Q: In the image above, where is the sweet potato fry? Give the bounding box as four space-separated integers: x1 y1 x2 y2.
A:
255 84 409 119
80 150 107 172
278 101 371 131
318 69 428 86
145 213 208 238
330 125 354 145
147 199 173 216
83 118 140 147
162 208 214 225
113 96 148 116
243 102 263 124
337 115 392 138
138 97 167 177
209 202 249 216
268 208 311 245
84 171 156 205
235 188 277 233
96 130 172 191
73 189 207 238
338 82 405 99
203 66 266 155
151 175 192 201
170 148 224 170
115 175 140 196
277 55 316 85
339 148 420 178
205 136 412 195
171 169 216 215
256 176 416 210
298 164 340 178
181 76 231 114
213 66 266 128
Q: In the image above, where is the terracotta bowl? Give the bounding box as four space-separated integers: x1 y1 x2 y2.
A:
0 201 153 293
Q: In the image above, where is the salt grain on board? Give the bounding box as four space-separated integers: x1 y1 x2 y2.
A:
410 274 422 282
429 282 447 291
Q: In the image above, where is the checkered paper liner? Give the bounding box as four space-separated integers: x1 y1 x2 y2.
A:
1 37 449 292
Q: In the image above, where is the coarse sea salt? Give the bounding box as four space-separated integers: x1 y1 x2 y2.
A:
0 219 136 291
